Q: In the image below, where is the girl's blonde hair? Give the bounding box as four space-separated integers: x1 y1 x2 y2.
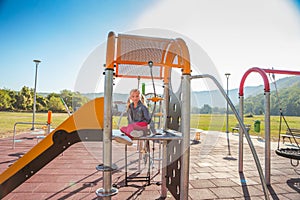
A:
130 88 140 95
126 89 147 111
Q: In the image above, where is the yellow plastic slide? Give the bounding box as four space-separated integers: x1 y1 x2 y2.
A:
0 97 104 199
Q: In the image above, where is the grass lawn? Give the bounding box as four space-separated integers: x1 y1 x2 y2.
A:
1 111 299 141
191 113 300 141
0 112 69 138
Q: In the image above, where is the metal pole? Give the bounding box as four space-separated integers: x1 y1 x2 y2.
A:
265 92 271 185
238 95 244 172
103 68 113 199
163 81 169 130
31 60 41 130
161 79 169 198
96 68 117 198
161 141 167 198
180 74 191 200
225 73 231 156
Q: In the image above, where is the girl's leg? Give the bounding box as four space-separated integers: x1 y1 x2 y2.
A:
130 122 148 137
132 122 148 131
120 122 148 138
120 124 135 139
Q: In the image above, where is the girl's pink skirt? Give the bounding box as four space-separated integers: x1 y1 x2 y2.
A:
120 122 148 139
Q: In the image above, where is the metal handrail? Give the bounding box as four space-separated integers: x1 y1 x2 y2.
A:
12 122 49 149
191 74 270 200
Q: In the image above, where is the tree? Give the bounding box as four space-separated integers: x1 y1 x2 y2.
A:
200 104 212 114
36 95 48 111
72 92 89 111
46 92 60 100
8 90 17 110
48 96 65 112
60 89 74 112
13 86 33 110
0 89 12 111
270 93 280 115
244 100 254 114
212 106 226 114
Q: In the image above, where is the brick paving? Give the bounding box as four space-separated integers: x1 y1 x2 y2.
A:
0 130 299 199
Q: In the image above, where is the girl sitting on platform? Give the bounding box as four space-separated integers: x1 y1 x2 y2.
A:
120 89 151 139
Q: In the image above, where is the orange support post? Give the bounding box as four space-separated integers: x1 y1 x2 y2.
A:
47 110 52 125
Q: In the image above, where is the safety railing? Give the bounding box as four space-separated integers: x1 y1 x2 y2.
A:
12 122 51 149
12 111 52 149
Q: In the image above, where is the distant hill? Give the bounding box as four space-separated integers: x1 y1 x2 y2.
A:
191 86 261 109
192 76 300 108
38 76 300 109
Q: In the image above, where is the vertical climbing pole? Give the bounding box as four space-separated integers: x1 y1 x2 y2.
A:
238 95 244 173
178 38 191 200
181 74 190 199
96 31 118 198
265 91 271 184
163 68 170 131
161 67 170 199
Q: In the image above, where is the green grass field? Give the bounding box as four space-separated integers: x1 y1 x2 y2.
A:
1 111 299 141
192 114 300 141
0 112 69 138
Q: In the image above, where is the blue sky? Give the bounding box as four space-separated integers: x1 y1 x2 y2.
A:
1 0 300 93
0 0 154 92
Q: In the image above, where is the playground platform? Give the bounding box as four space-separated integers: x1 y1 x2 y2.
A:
0 130 299 199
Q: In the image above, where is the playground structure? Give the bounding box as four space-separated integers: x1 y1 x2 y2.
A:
1 31 300 199
98 32 192 199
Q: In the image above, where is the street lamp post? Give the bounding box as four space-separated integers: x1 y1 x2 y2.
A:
225 73 231 156
31 60 41 130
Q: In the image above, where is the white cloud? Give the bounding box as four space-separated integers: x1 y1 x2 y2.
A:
130 0 300 90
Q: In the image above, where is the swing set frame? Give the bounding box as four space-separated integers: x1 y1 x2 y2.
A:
239 67 300 185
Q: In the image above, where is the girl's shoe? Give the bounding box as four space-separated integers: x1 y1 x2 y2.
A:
130 130 144 138
113 134 133 146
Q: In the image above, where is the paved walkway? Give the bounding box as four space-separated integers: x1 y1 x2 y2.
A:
0 130 299 199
